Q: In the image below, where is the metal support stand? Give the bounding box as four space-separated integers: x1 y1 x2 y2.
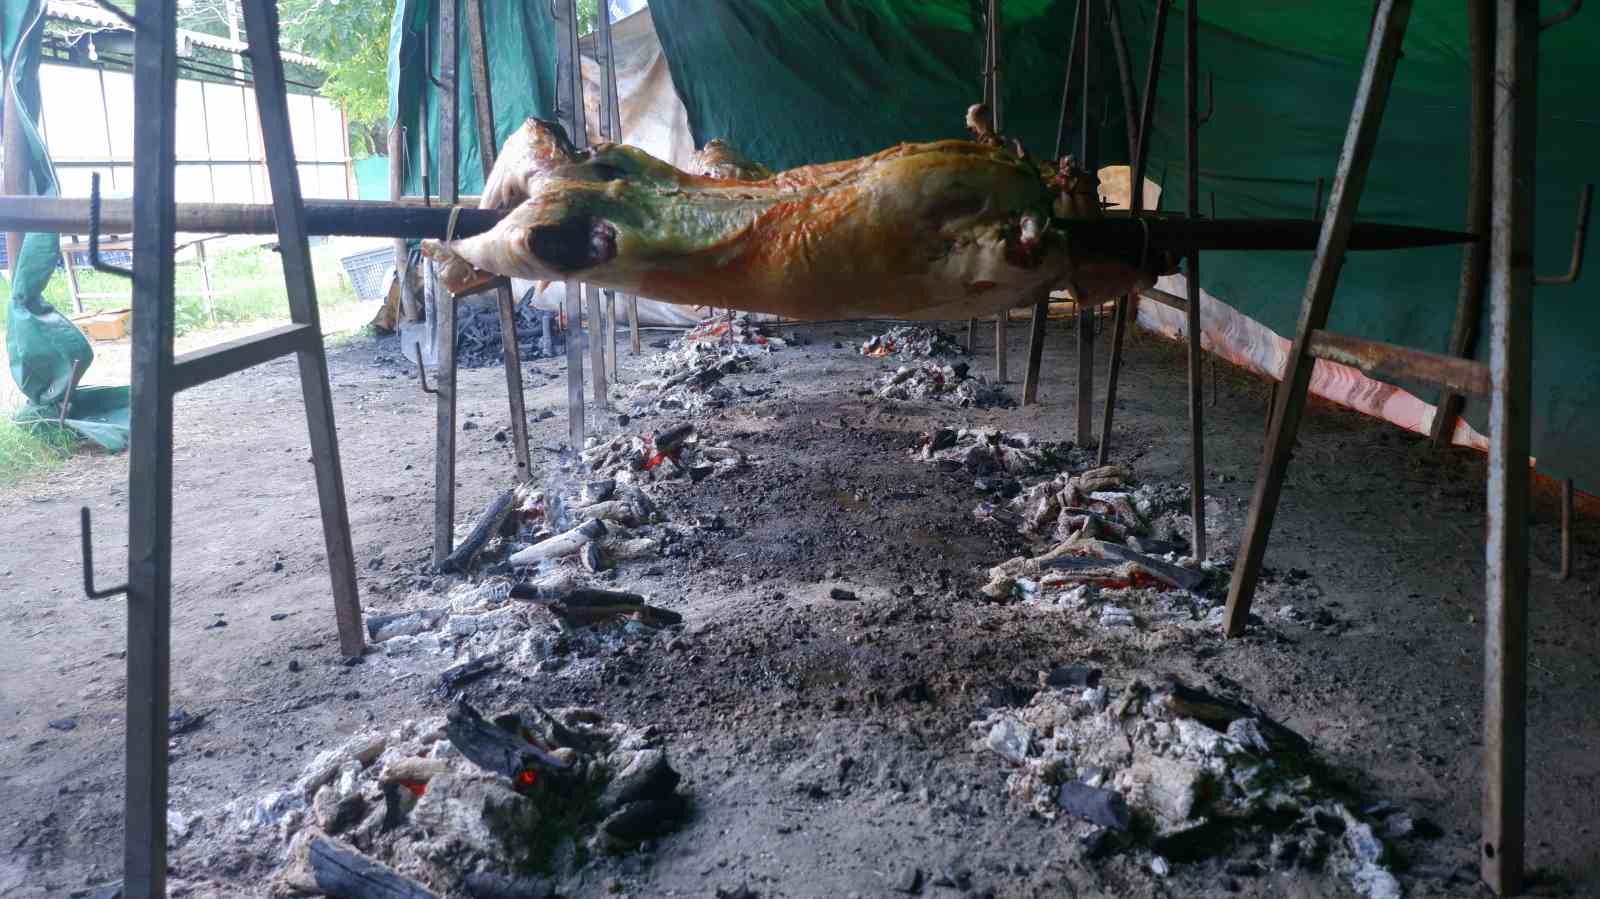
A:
1559 479 1574 580
109 3 367 894
593 0 637 363
1481 2 1534 890
1430 0 1493 447
1074 0 1097 446
464 0 533 484
1095 0 1171 460
554 0 589 447
1224 0 1414 632
982 0 1009 383
430 0 460 564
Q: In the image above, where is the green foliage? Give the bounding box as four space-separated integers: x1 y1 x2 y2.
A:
277 0 393 153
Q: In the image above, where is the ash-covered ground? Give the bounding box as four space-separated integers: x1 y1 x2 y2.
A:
1 316 1596 898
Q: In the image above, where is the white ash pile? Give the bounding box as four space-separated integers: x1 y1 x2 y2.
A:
973 464 1214 615
975 675 1404 898
859 324 965 358
579 422 748 486
910 426 1078 478
237 700 687 898
874 361 1014 408
628 336 773 416
680 310 785 348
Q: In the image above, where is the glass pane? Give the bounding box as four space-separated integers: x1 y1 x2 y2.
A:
174 79 210 160
38 65 111 162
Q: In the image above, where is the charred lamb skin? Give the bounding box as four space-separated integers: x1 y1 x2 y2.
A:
421 117 1155 322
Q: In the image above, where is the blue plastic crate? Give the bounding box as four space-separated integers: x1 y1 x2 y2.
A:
340 246 396 301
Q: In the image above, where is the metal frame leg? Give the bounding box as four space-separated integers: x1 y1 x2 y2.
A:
589 284 609 406
1023 297 1048 404
1560 479 1573 580
1076 302 1095 444
1430 0 1494 448
994 314 1008 382
1183 0 1208 561
566 283 586 447
431 0 460 561
1482 1 1535 890
1222 0 1415 634
124 3 178 894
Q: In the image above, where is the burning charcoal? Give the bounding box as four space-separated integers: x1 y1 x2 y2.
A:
437 487 524 574
929 428 958 452
689 463 716 482
581 479 616 504
365 608 449 643
581 542 603 573
436 656 501 696
280 830 440 899
653 422 696 456
617 485 656 522
1057 781 1132 831
444 701 577 789
1092 542 1206 591
507 519 607 566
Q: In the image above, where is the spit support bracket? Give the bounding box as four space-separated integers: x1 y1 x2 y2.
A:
412 342 439 394
1535 183 1592 286
88 173 133 279
80 507 128 600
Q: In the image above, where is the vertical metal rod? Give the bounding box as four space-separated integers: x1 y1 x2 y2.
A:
464 0 532 482
1560 479 1573 580
967 317 978 353
1075 0 1097 446
1096 0 1172 460
986 0 1008 383
628 295 640 355
566 284 585 447
1053 0 1087 160
606 290 618 380
1223 0 1415 634
554 0 587 447
1183 0 1208 561
1104 0 1140 167
1483 1 1534 891
124 3 178 893
242 0 365 658
194 239 216 325
1431 0 1495 447
1023 295 1049 403
594 0 633 365
432 0 460 563
389 104 418 321
589 283 609 406
61 247 85 314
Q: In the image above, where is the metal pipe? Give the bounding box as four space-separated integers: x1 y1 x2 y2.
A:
1053 0 1087 160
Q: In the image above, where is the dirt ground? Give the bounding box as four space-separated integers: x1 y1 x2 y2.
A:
0 314 1594 898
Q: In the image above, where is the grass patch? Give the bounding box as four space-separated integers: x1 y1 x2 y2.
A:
0 417 79 485
22 240 362 337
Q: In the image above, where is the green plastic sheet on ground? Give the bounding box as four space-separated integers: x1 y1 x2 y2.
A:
3 1 127 451
644 1 1600 495
386 0 560 198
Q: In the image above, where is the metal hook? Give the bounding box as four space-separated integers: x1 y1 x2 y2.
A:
1197 70 1215 126
1541 0 1582 30
80 508 128 600
412 342 438 394
89 173 132 279
1536 183 1593 286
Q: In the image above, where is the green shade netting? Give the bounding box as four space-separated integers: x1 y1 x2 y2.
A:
649 0 1600 494
386 0 560 197
3 0 127 451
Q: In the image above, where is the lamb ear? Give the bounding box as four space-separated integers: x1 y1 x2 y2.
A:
419 239 495 296
480 118 583 209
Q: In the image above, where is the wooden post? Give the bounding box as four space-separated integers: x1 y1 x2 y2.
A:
1222 0 1414 634
1430 0 1494 447
464 0 533 483
123 4 179 893
1482 1 1534 891
1182 0 1207 561
432 0 460 564
1022 297 1048 404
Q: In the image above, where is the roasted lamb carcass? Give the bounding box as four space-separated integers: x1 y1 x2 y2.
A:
422 118 1164 321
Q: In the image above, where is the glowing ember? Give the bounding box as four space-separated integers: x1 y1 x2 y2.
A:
399 780 427 797
515 769 537 789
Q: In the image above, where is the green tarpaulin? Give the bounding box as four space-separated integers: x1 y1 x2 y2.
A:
386 0 560 197
3 0 128 451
